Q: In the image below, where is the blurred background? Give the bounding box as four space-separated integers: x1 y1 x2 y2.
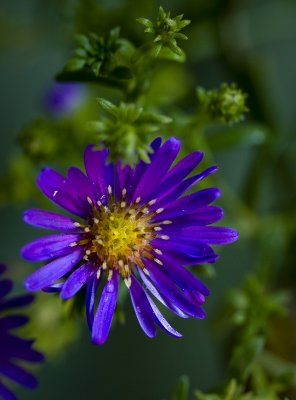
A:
0 0 296 399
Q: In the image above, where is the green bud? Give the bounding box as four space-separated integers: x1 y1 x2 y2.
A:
88 98 172 164
197 83 249 124
137 7 190 61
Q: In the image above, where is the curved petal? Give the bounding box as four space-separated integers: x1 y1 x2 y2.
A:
24 249 84 291
138 268 188 318
21 233 83 262
0 279 13 299
37 168 87 217
181 226 239 244
144 259 206 319
86 275 101 330
0 363 38 389
0 315 28 330
129 275 156 338
0 294 34 312
92 270 119 345
146 293 182 337
23 208 80 231
61 263 95 299
84 145 109 199
152 188 221 222
132 138 181 202
0 381 17 400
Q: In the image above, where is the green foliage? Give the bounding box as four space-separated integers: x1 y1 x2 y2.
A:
137 6 190 61
64 27 135 79
197 83 249 125
88 98 171 164
171 375 190 400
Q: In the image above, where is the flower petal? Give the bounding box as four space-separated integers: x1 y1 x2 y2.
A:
153 187 221 221
21 233 82 262
37 168 87 217
0 315 28 330
129 275 156 338
92 270 119 345
24 249 84 291
84 145 109 199
86 275 100 330
181 226 239 244
61 263 95 299
144 259 206 319
0 381 17 400
23 208 80 231
0 279 13 299
146 293 182 337
0 294 34 312
132 137 181 202
138 268 188 318
0 363 38 389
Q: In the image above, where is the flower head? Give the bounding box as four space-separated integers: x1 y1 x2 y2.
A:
0 264 43 400
22 138 238 344
43 82 86 116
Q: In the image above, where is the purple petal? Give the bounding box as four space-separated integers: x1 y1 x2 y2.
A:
132 138 181 202
0 263 6 275
24 249 84 291
144 259 206 319
23 208 80 231
42 283 64 293
129 275 156 338
21 233 82 262
146 293 182 337
84 145 109 199
92 270 119 345
154 253 210 296
181 226 239 244
61 263 95 299
0 381 17 400
37 168 88 217
0 363 38 389
0 315 28 330
0 294 34 312
0 279 13 299
138 268 188 318
152 238 218 265
152 166 218 209
161 206 224 228
153 188 221 221
86 275 100 330
67 166 97 207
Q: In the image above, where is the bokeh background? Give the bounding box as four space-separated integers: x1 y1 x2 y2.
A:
1 0 296 399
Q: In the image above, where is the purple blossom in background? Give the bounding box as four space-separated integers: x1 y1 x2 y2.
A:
43 82 86 116
0 264 43 400
22 137 238 345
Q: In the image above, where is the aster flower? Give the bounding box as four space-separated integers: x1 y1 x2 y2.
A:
0 264 43 400
22 137 238 344
43 82 86 116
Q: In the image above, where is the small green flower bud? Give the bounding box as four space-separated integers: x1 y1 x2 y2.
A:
197 83 249 124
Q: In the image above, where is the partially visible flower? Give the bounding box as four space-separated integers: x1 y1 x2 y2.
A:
0 264 43 400
22 137 238 345
43 82 86 116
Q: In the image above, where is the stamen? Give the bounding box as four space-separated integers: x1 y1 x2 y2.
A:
153 226 162 231
84 227 90 233
154 258 163 266
73 222 82 227
69 242 77 247
102 261 107 270
160 235 170 240
154 249 162 255
156 208 164 214
108 270 113 281
108 185 112 195
162 220 172 225
87 196 93 205
122 188 127 198
148 199 157 206
124 277 131 288
135 197 141 203
93 218 99 224
85 249 91 255
96 269 101 279
120 201 126 208
143 268 150 275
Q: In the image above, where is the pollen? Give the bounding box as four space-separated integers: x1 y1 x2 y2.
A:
82 195 162 277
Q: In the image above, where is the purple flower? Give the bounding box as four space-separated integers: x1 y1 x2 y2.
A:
0 264 44 400
22 137 238 344
43 82 86 116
